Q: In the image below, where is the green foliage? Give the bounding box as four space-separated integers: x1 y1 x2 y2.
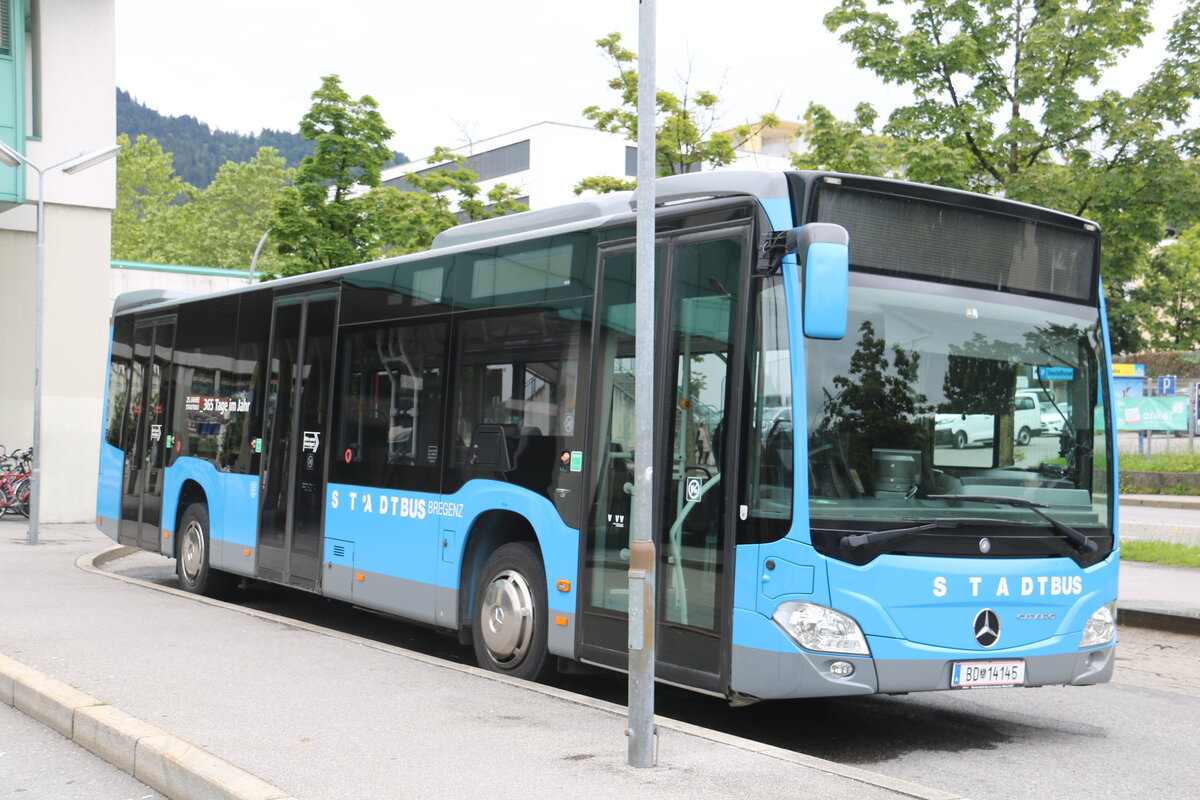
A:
576 32 780 194
112 133 193 261
1126 225 1200 349
1118 453 1200 473
117 88 407 188
805 0 1200 341
1121 540 1200 567
112 133 300 273
363 147 528 257
169 148 298 273
271 75 396 276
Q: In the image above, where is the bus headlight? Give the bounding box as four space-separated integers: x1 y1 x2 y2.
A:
772 601 870 655
1080 602 1116 648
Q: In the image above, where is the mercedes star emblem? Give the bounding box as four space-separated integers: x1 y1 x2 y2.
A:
974 608 1000 647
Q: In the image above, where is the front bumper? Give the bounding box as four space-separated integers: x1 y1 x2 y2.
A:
730 642 1115 700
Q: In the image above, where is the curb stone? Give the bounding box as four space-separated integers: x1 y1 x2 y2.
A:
0 653 296 800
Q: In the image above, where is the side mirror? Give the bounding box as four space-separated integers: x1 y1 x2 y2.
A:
787 223 849 340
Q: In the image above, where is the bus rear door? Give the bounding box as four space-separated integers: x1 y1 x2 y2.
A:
118 318 174 552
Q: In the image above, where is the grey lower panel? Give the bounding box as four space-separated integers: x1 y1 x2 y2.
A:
732 643 1116 700
97 516 119 541
731 644 877 700
321 564 437 626
547 612 575 659
210 539 255 578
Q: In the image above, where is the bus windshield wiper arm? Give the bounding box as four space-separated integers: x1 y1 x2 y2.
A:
926 494 1098 553
841 519 967 550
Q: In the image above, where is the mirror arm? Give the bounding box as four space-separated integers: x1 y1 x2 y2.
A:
756 231 790 274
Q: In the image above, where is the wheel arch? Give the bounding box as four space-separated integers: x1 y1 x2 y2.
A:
174 479 209 558
457 509 540 638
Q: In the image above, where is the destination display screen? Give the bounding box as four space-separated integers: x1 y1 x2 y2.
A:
812 183 1099 303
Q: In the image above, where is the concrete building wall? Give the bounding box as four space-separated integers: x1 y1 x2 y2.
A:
0 0 116 523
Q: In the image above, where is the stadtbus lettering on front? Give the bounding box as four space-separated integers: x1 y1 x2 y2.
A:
96 170 1119 700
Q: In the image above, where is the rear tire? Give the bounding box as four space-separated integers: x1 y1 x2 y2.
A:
1016 427 1032 446
13 478 30 518
176 504 235 598
953 430 967 449
471 542 553 682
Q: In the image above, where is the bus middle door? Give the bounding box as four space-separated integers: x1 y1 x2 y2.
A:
257 293 337 591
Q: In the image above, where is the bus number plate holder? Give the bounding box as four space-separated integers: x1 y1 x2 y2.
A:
951 659 1025 689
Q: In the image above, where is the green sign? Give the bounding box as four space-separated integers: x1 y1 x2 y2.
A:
1114 396 1190 431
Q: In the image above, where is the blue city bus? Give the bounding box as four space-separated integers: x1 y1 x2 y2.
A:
97 170 1118 700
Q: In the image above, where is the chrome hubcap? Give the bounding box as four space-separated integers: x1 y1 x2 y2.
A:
480 569 534 667
181 520 204 582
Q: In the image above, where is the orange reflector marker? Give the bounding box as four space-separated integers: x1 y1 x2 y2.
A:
163 532 170 539
556 579 571 592
555 616 568 626
243 548 252 557
356 573 365 582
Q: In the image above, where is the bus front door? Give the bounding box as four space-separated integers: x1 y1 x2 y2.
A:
582 226 749 695
257 294 337 591
119 319 174 552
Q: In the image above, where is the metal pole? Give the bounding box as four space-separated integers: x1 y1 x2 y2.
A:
28 167 45 546
628 0 658 769
249 230 269 284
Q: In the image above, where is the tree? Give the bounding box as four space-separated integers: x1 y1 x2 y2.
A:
1127 224 1200 349
271 75 395 275
802 0 1200 341
111 133 193 261
112 134 300 273
576 32 780 194
362 147 528 257
169 147 297 273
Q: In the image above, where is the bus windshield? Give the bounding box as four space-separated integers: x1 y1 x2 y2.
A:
803 274 1110 542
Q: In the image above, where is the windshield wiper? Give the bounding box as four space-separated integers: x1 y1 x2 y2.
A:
926 494 1098 553
839 518 1007 550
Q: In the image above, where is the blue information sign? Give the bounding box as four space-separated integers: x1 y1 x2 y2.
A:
1038 366 1076 381
1159 375 1177 396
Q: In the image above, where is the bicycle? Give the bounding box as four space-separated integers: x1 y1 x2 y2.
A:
0 446 32 519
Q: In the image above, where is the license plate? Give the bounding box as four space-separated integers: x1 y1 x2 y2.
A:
951 659 1026 689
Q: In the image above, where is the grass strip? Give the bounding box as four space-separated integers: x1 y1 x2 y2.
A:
1122 540 1200 568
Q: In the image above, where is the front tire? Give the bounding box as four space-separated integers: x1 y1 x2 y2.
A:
1016 427 1032 446
176 504 235 598
471 542 553 682
953 430 967 449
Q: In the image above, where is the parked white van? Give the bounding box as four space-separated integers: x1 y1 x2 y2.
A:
935 393 1043 448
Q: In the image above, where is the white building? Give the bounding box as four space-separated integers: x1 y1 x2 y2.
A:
383 120 802 211
0 0 116 522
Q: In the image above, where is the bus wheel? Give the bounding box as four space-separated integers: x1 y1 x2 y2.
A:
176 504 234 598
472 542 552 682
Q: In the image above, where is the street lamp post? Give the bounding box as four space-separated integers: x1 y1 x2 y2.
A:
0 140 120 545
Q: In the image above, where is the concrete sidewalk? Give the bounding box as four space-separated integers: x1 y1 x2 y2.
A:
3 520 1197 800
1 524 959 800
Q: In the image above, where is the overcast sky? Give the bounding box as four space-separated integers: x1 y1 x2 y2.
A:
115 0 1188 161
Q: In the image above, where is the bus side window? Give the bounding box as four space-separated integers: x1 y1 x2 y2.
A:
449 305 586 506
331 321 446 492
